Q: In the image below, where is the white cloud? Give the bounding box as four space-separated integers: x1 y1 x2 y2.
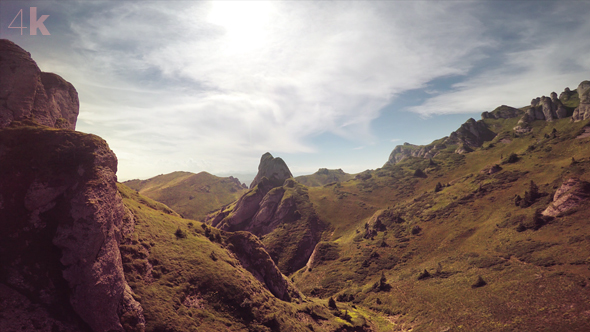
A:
409 2 590 116
46 1 492 180
9 1 588 180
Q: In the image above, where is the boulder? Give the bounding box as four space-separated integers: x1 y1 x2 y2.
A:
0 39 79 130
542 178 590 217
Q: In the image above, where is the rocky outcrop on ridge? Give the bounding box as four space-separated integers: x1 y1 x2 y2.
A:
0 122 144 332
542 178 590 217
250 152 293 189
388 81 588 165
387 117 495 164
572 81 590 122
0 39 79 130
207 156 328 274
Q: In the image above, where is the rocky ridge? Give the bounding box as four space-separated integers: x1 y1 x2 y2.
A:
387 81 586 165
0 39 79 130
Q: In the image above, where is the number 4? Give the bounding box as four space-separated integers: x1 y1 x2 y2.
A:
8 9 25 35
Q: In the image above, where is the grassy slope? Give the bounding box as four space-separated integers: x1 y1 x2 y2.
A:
124 171 247 221
292 116 590 331
117 183 395 332
296 169 355 187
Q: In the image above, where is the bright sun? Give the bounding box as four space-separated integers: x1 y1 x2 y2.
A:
207 1 273 52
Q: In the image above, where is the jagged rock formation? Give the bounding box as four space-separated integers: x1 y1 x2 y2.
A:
249 152 293 189
389 81 587 165
572 81 590 122
0 39 79 130
207 157 327 274
0 122 144 332
225 231 301 301
542 178 590 217
387 117 495 164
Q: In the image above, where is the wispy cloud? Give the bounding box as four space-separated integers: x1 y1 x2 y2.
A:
3 1 588 180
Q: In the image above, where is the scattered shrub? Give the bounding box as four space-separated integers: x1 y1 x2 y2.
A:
175 227 187 239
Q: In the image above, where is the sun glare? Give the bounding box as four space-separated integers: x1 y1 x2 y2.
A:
207 1 273 52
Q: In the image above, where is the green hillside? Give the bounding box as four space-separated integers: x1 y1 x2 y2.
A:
117 183 396 332
290 115 590 331
124 171 247 221
296 168 355 187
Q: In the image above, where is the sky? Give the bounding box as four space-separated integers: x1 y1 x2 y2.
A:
2 1 590 183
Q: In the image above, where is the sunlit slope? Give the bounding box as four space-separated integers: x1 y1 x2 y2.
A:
295 168 355 187
293 117 590 331
124 171 247 221
117 183 395 332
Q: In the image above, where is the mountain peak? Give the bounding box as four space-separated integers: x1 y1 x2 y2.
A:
250 152 293 189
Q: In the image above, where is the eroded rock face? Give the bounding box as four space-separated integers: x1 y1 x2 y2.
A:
542 178 590 217
572 81 590 122
0 123 144 332
250 152 293 189
208 177 327 275
225 232 301 302
0 39 79 130
386 118 495 165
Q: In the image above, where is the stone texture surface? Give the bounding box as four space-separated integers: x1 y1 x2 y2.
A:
542 178 590 217
0 123 144 332
250 152 293 189
572 81 590 122
0 39 78 129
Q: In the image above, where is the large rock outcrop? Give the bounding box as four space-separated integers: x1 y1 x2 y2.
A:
386 117 495 164
0 122 144 332
207 156 327 275
250 152 293 189
0 39 79 130
572 81 590 122
542 178 590 217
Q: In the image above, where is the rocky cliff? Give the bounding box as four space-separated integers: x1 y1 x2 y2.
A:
0 122 144 332
0 40 143 332
0 39 79 130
